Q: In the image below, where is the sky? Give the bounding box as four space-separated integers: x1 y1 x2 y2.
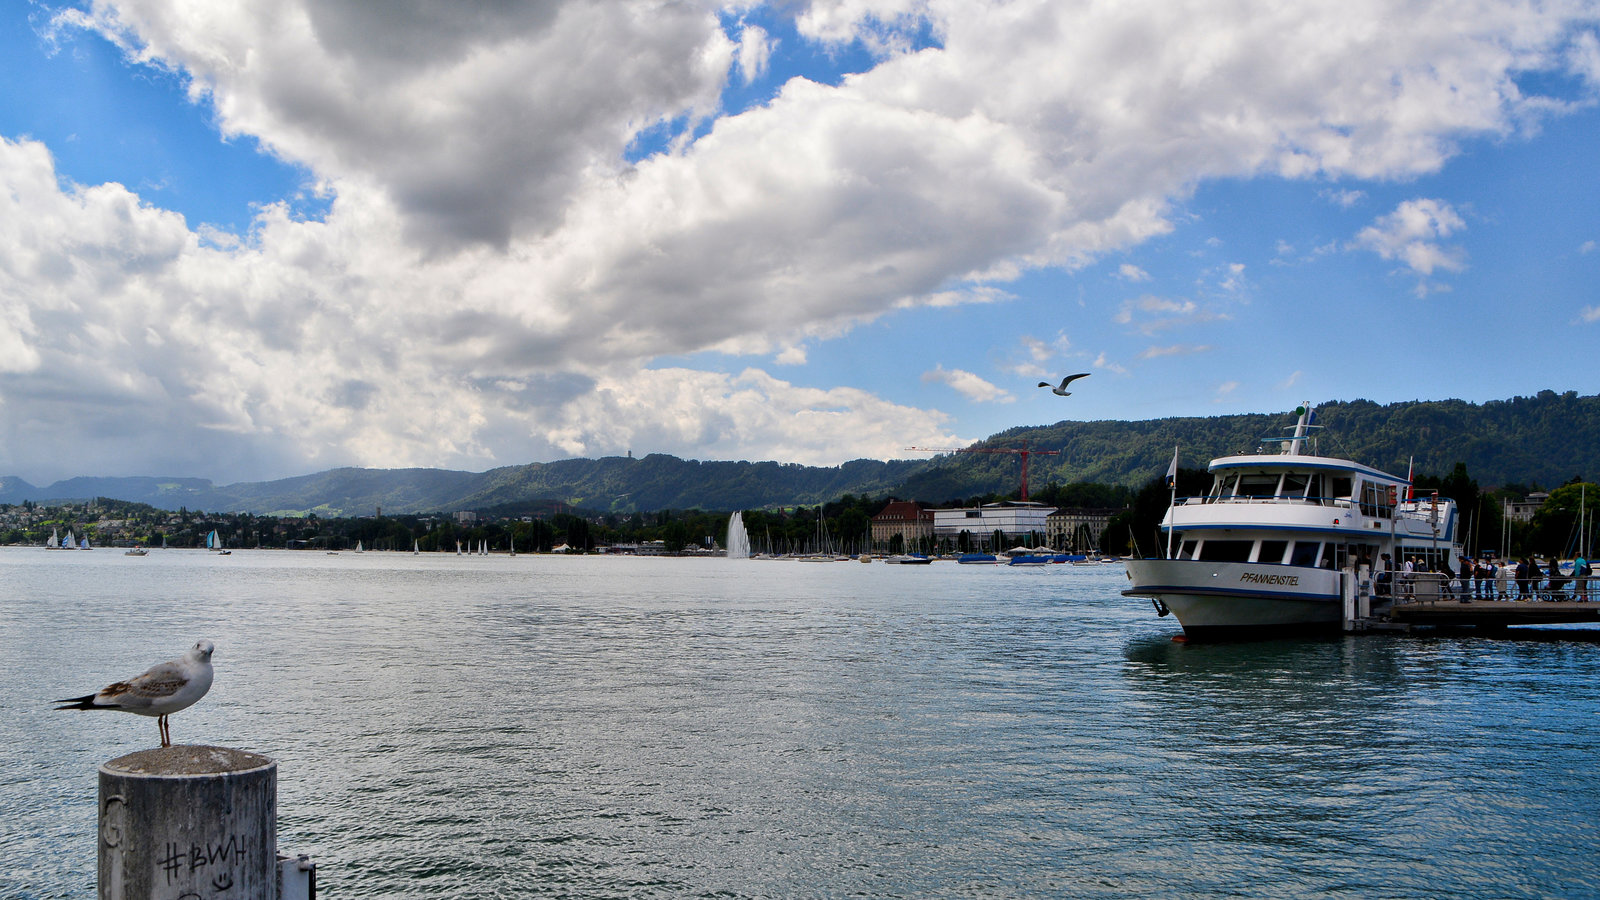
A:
1 0 1597 485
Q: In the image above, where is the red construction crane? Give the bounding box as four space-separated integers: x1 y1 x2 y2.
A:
904 442 1060 502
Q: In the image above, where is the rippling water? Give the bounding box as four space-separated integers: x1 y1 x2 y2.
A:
3 548 1599 898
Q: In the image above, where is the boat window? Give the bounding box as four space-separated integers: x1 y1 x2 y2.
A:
1197 540 1253 563
1179 539 1197 560
1280 474 1309 499
1359 482 1395 519
1236 475 1279 498
1209 477 1224 499
1289 541 1320 567
1331 476 1353 501
1219 474 1239 496
1257 540 1288 564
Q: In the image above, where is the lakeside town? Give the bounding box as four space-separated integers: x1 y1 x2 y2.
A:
0 469 1587 561
0 495 1123 557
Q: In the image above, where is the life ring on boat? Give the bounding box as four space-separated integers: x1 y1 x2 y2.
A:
1151 598 1170 618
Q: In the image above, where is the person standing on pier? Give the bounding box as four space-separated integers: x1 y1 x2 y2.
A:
1495 559 1513 599
1547 558 1569 599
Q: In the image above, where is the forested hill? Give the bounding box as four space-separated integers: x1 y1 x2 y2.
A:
0 456 928 517
901 391 1599 501
1 392 1594 514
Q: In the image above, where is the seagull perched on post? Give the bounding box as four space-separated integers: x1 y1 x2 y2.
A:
1038 373 1090 396
55 640 215 747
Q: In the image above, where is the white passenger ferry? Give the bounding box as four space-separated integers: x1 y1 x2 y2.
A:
1123 403 1463 639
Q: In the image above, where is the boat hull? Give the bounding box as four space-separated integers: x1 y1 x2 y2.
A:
1122 559 1344 639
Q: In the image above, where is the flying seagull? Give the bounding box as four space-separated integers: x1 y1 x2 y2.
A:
1039 373 1091 396
55 640 215 747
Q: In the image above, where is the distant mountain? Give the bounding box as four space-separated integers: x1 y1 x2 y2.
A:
3 392 1595 514
0 456 928 516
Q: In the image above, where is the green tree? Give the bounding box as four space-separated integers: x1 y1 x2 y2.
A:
1529 481 1598 557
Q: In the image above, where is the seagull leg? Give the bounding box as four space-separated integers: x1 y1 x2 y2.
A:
158 715 170 747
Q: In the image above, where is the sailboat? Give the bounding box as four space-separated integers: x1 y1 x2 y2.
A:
63 529 76 550
48 527 58 549
798 508 843 561
508 537 516 557
355 540 364 553
456 541 463 555
206 530 231 555
413 539 420 555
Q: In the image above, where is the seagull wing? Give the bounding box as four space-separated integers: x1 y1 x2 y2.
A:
1061 373 1091 388
105 661 191 704
55 658 207 715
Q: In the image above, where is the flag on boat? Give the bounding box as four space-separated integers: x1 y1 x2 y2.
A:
1165 445 1179 488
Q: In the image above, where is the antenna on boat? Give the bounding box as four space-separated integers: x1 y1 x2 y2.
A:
1288 402 1314 456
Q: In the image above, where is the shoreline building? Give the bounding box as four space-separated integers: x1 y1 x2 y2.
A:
1046 508 1123 553
1504 492 1549 523
932 501 1055 551
870 500 935 552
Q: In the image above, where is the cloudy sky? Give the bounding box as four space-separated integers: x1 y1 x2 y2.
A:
1 0 1597 484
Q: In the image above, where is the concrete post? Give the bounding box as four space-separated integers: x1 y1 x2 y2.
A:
98 745 277 900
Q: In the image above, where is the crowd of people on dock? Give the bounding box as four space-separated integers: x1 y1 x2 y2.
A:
1378 553 1591 602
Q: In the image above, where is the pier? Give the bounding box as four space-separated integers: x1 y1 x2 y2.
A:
1355 572 1600 633
1388 596 1600 629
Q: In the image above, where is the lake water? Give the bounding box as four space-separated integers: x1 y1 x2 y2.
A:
2 548 1599 898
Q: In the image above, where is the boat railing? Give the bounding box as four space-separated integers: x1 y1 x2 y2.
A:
1182 495 1356 509
1393 569 1593 603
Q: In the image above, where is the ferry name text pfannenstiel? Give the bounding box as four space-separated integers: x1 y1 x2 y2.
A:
1240 572 1300 586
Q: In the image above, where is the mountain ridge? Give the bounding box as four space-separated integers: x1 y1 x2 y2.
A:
3 392 1595 515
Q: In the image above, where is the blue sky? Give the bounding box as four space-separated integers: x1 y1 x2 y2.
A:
0 0 1596 484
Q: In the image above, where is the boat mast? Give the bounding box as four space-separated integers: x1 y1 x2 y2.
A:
1287 402 1314 456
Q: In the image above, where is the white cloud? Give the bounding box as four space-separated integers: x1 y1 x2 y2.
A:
1581 240 1597 255
1320 188 1366 208
921 365 1015 403
735 23 774 85
4 1 1596 479
556 367 964 465
1279 370 1303 389
1353 198 1468 272
1213 262 1248 295
1092 352 1128 375
1004 333 1077 378
1579 305 1600 324
774 345 808 365
1351 198 1468 295
1214 380 1240 401
1115 294 1230 334
1138 344 1213 360
56 1 736 250
1118 263 1151 282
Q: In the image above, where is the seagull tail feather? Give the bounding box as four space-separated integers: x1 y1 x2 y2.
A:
53 694 102 710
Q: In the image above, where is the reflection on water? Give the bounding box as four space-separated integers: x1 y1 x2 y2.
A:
1 549 1597 898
